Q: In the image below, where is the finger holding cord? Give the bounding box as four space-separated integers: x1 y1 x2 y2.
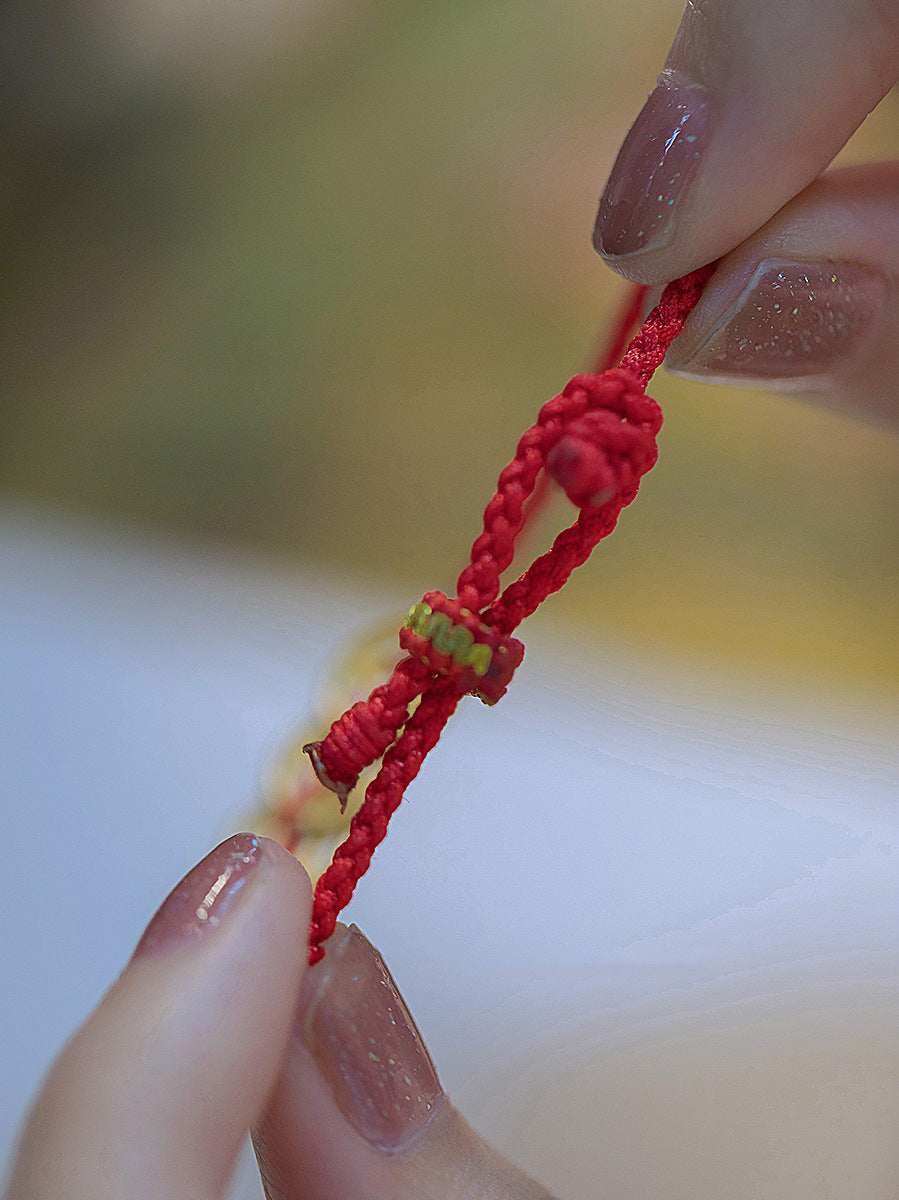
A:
593 0 899 286
666 162 899 425
253 922 559 1200
4 835 557 1200
4 835 312 1200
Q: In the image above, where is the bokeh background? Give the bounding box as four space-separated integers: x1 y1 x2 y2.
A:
2 0 897 694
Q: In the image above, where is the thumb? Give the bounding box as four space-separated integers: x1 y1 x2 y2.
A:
593 0 899 284
253 924 557 1200
5 834 312 1200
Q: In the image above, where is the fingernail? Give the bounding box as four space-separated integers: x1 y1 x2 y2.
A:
594 74 709 259
300 924 445 1153
132 833 262 959
668 259 889 383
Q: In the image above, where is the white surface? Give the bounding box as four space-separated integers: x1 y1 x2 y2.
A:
1 505 896 1198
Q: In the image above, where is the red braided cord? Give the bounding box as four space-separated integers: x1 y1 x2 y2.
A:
620 266 714 387
510 284 645 554
593 282 650 374
305 264 714 964
307 677 461 954
467 368 663 627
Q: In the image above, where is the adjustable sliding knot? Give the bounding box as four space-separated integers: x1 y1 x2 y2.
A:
400 591 525 705
544 369 662 511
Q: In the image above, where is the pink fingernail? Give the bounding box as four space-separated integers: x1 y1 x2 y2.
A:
299 925 445 1153
132 834 262 959
668 259 889 383
594 75 710 259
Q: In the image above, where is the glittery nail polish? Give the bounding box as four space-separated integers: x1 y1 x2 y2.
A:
300 925 445 1153
668 259 889 383
132 834 262 958
594 75 710 260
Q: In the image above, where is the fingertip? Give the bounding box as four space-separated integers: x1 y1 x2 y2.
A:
593 0 899 289
592 71 710 283
6 834 314 1200
253 925 557 1199
256 834 314 909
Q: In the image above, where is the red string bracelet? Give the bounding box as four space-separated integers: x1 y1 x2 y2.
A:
304 263 715 965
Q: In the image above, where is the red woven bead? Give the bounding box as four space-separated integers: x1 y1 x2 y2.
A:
400 591 525 705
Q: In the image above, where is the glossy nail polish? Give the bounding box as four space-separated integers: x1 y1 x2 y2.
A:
668 259 889 383
132 833 262 958
594 74 710 259
300 925 445 1153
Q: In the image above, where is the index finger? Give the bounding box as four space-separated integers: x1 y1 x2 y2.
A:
593 0 899 284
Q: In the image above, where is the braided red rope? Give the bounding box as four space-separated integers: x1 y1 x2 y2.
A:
304 264 715 964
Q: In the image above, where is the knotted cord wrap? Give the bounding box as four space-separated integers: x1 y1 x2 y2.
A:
304 657 430 811
305 263 715 964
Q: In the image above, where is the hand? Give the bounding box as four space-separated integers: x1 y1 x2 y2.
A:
592 0 899 424
3 835 555 1200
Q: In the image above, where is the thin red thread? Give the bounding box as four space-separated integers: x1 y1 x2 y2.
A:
305 263 715 964
593 282 650 374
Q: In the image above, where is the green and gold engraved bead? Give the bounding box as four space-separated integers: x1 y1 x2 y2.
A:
465 642 492 676
405 601 432 633
403 600 496 675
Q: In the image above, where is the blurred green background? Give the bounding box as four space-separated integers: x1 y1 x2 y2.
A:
1 0 896 693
